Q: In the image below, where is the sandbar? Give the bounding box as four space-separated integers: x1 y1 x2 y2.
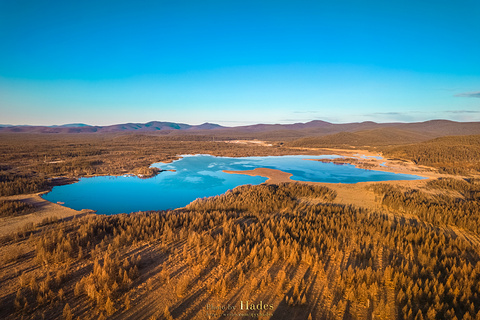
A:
223 168 293 184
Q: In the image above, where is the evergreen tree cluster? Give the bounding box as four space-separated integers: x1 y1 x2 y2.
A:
2 182 479 319
371 178 480 234
0 200 34 217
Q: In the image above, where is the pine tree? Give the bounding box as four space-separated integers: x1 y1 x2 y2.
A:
124 293 131 310
105 297 115 316
164 306 174 320
415 309 424 320
63 303 73 320
74 282 81 296
58 288 64 301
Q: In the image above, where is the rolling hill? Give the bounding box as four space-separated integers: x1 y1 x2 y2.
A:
1 120 480 143
286 127 437 148
0 121 224 134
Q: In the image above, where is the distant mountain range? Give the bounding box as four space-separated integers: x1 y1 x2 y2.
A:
1 120 480 145
0 121 224 133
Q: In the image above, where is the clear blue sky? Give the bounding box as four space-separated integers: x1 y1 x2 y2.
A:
1 0 479 126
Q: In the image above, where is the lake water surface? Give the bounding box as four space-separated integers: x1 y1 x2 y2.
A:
42 154 425 214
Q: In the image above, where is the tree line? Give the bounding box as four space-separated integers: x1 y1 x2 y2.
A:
0 200 34 217
383 135 480 174
370 177 480 235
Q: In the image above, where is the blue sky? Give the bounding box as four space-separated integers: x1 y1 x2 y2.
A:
1 0 479 126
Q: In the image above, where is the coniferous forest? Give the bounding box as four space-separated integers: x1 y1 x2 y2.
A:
1 133 480 319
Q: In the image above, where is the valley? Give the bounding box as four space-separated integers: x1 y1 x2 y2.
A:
1 124 480 320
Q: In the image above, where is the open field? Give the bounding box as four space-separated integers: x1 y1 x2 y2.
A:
1 132 480 319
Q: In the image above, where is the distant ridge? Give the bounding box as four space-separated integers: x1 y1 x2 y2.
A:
286 128 433 147
0 121 225 133
53 123 92 128
1 120 480 142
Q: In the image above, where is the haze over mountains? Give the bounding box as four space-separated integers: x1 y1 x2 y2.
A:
0 121 225 133
1 120 480 146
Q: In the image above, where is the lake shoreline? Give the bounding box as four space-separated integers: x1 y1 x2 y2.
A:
1 149 450 235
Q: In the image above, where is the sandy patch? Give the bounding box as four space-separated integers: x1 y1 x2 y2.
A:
223 168 292 184
0 192 89 236
223 140 273 146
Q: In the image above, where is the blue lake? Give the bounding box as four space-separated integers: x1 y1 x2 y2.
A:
42 154 425 214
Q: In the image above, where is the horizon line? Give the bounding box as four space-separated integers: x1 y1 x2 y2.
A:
0 118 473 128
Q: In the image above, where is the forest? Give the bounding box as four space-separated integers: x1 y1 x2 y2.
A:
1 180 480 319
0 200 35 217
287 133 480 175
371 178 480 234
1 132 480 319
382 135 480 174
